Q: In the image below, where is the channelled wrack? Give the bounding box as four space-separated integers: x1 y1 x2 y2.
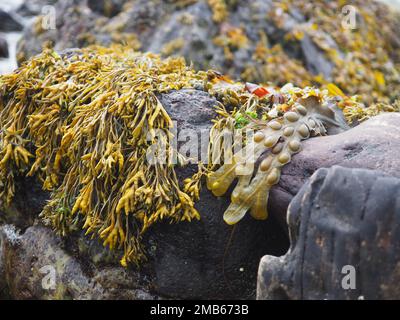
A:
0 45 206 266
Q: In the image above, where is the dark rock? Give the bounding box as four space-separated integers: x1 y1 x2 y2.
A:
87 0 126 18
0 36 8 58
0 177 48 230
0 89 289 299
0 9 23 32
269 112 400 227
258 166 400 300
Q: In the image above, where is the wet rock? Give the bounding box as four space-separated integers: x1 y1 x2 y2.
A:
0 9 23 32
146 1 218 70
87 0 126 18
258 165 400 299
0 224 156 299
269 112 400 227
0 177 48 230
0 89 289 299
0 36 8 58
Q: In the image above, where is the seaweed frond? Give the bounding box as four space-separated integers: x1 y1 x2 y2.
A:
206 79 350 224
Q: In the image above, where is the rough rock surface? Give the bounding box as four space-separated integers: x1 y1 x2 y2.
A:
258 165 400 300
0 224 156 299
0 89 289 300
1 86 399 299
269 112 400 227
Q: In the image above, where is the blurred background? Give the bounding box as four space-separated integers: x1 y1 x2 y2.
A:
0 0 399 105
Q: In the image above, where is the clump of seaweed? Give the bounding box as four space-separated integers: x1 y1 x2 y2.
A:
206 77 350 224
0 44 397 266
208 0 228 23
0 45 206 266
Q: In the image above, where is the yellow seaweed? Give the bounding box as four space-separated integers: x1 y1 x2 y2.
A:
0 45 206 266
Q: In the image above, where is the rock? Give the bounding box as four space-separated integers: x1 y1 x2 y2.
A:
0 36 8 58
258 165 400 299
0 224 156 299
0 89 289 299
299 34 335 80
15 0 270 72
0 9 23 32
16 0 148 63
0 177 48 230
0 227 6 298
87 0 125 18
269 112 400 227
149 90 287 300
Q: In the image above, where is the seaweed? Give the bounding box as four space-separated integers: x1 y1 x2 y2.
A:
0 45 206 266
206 78 350 224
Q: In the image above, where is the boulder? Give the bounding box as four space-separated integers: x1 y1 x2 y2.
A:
15 0 345 84
0 9 23 32
258 165 400 299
